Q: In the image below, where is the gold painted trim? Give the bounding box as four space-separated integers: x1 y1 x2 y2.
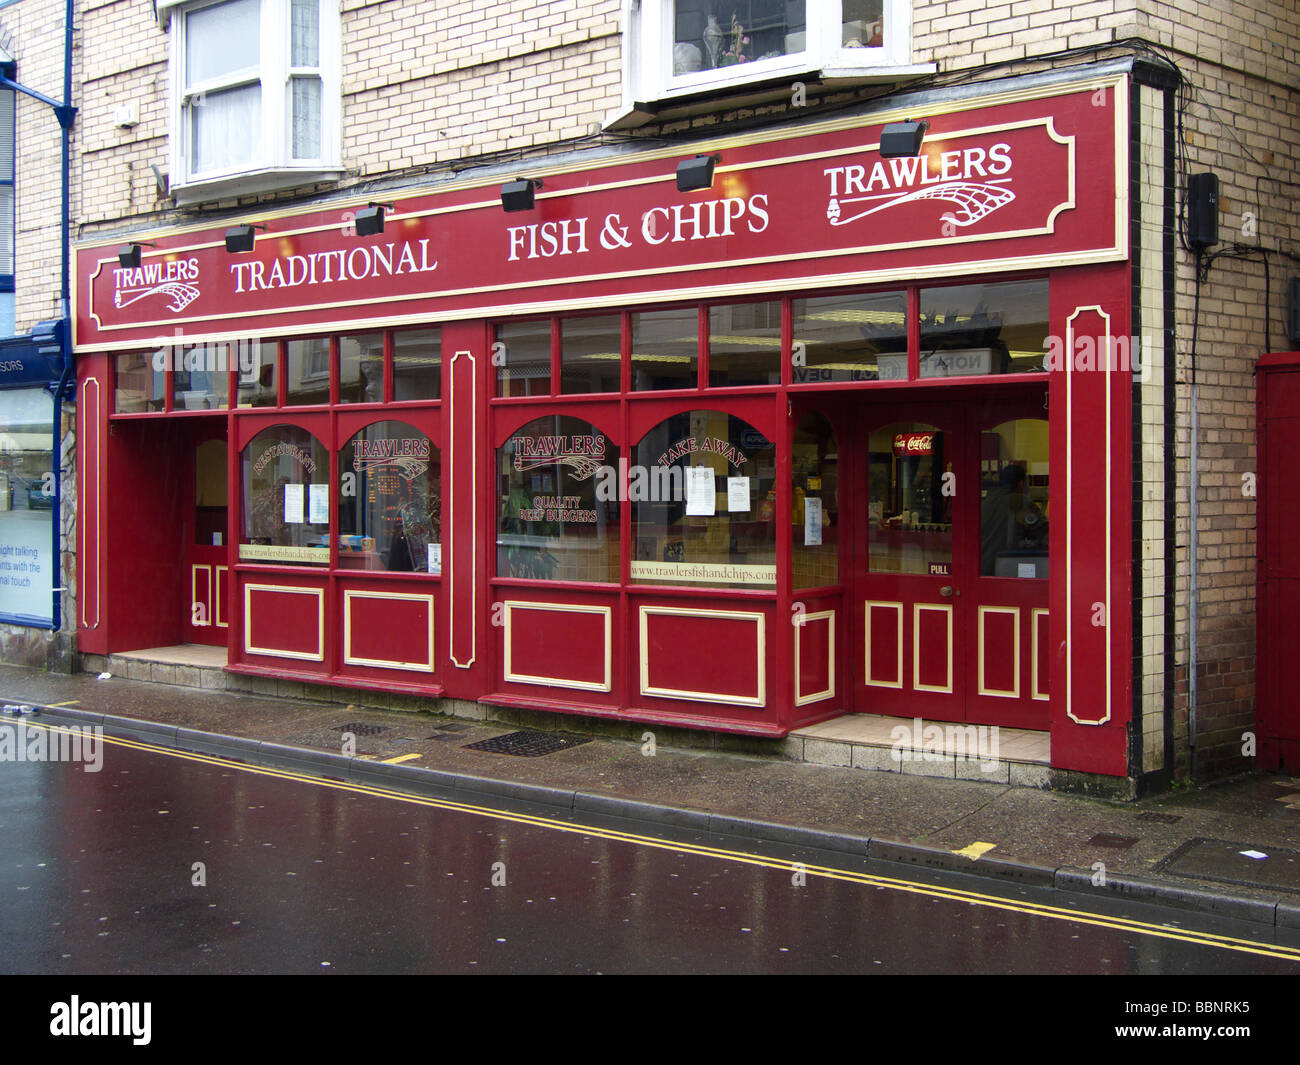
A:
449 348 477 669
638 604 766 707
79 377 102 629
1065 305 1112 725
912 602 954 695
863 600 904 689
215 566 229 628
502 601 612 693
976 605 1020 699
1031 607 1049 701
191 565 212 626
243 583 325 662
794 609 836 706
343 589 435 672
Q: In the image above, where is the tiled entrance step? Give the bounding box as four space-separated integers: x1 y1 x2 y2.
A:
788 715 1051 786
87 645 230 691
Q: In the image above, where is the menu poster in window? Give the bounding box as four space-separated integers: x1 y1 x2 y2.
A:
284 483 304 524
685 466 715 516
308 483 329 524
727 476 750 512
804 497 823 546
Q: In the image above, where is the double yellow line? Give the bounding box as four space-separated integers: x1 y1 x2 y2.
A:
20 720 1300 964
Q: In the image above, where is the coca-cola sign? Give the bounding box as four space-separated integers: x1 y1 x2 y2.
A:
893 432 936 455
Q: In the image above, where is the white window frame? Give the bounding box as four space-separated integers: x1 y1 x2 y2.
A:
163 0 343 203
615 0 930 121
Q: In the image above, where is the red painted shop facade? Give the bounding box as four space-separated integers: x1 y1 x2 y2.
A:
73 71 1137 777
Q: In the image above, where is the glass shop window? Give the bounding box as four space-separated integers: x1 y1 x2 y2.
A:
236 340 278 407
632 410 776 589
866 422 952 575
339 420 441 573
560 314 621 394
631 306 697 391
496 320 551 397
286 337 331 405
239 425 330 564
708 300 781 387
791 289 906 383
0 387 55 625
919 279 1049 377
980 418 1049 578
496 414 619 583
338 332 384 404
115 351 165 412
393 327 441 401
792 411 838 589
172 342 230 410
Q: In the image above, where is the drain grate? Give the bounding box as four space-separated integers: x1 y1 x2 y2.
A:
463 729 592 757
331 721 389 737
1088 833 1139 850
1136 812 1183 825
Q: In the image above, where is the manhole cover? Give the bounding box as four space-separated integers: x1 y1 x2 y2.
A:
1088 833 1139 850
463 730 591 757
331 721 389 737
1136 812 1183 824
1157 838 1300 894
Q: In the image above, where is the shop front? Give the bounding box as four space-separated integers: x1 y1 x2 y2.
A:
74 68 1139 777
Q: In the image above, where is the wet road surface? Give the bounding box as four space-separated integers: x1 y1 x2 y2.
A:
2 721 1299 975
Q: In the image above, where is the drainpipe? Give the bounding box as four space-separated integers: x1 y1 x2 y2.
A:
1188 377 1199 781
0 0 77 634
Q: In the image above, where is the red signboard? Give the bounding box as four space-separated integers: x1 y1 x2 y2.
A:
74 75 1126 350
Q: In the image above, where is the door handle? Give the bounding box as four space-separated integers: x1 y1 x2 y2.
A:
940 585 953 597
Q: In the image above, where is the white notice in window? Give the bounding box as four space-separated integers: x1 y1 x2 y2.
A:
428 542 441 575
308 483 329 524
284 483 304 524
804 496 822 546
727 476 750 512
685 466 715 516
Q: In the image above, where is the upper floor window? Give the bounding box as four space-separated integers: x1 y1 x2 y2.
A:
166 0 341 201
625 1 917 106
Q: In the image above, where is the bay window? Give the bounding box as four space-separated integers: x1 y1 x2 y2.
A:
620 0 923 111
165 0 342 201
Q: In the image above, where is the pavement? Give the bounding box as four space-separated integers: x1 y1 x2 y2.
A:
1 661 1298 931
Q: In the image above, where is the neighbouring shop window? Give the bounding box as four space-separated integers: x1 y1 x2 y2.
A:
393 327 440 401
980 417 1049 577
632 410 775 588
0 387 54 624
286 337 331 405
236 340 278 407
793 411 838 588
115 351 165 412
172 342 230 410
339 420 441 573
919 279 1049 377
631 307 697 391
867 422 952 575
791 290 906 383
561 314 621 394
496 415 619 582
496 320 551 397
708 301 781 387
338 332 383 404
240 425 330 564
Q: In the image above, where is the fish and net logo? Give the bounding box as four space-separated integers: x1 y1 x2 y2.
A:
824 142 1017 230
112 256 202 313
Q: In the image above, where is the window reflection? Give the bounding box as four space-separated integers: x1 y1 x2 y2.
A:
867 422 952 575
980 418 1049 577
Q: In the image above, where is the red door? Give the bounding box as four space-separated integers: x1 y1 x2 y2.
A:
1258 360 1300 769
851 406 965 719
849 391 1050 727
182 428 229 647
